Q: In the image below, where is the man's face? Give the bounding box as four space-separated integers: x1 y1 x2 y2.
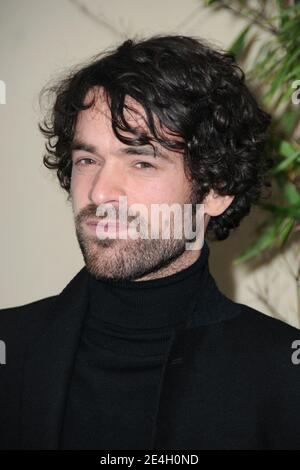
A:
70 88 203 281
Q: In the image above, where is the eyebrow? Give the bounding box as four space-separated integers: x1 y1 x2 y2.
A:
70 140 172 162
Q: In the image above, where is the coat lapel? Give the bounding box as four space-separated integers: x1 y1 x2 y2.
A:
20 266 90 449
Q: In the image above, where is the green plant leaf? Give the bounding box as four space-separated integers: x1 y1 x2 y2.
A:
260 202 300 219
278 110 299 134
263 63 291 102
204 0 219 5
280 140 299 158
202 0 300 265
270 141 300 174
229 25 251 60
233 218 283 265
282 181 300 205
276 217 295 247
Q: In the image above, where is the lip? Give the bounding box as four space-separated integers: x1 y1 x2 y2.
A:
85 220 127 231
85 219 101 225
86 219 101 226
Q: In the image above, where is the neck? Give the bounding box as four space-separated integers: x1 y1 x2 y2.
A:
87 240 210 331
134 248 201 282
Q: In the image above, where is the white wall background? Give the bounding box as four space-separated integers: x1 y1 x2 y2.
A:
0 0 299 327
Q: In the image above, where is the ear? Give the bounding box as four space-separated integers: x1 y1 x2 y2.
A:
203 189 235 217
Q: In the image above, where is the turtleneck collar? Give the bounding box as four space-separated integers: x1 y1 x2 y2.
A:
88 240 210 331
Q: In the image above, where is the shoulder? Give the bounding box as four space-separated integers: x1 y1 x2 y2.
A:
0 295 58 349
197 295 300 377
221 302 300 383
217 300 300 357
0 266 88 348
234 302 300 344
0 294 58 322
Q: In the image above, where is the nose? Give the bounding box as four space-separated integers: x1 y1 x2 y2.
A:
88 160 127 209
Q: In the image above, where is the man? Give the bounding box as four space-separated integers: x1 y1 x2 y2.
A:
1 35 300 450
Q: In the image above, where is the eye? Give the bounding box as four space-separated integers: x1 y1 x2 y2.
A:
135 161 155 169
74 158 95 166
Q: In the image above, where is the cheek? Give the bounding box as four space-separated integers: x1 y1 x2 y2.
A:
70 174 89 213
133 174 188 205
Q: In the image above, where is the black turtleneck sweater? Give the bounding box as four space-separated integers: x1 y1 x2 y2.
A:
59 243 209 450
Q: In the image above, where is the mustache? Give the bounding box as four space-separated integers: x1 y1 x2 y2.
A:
75 204 140 225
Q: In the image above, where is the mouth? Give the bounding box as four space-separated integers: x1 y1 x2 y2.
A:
85 219 128 232
86 219 101 226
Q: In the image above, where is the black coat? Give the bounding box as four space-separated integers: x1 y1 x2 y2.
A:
1 263 300 450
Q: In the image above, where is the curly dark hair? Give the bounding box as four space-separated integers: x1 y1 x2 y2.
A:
39 34 273 241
